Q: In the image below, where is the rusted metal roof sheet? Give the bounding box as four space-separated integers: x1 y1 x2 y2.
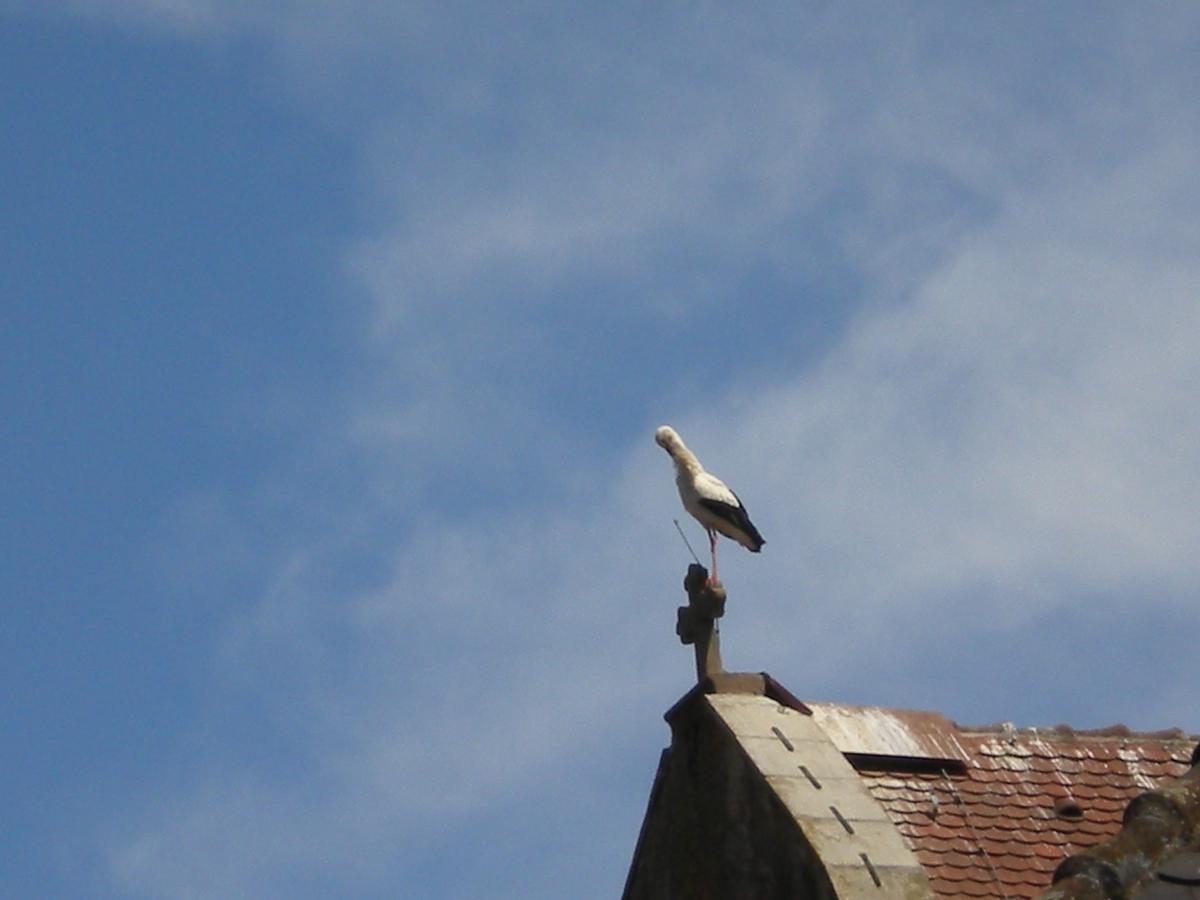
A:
803 704 1197 899
808 703 972 764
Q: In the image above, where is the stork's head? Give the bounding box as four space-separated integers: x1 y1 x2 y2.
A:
655 425 680 455
655 425 703 475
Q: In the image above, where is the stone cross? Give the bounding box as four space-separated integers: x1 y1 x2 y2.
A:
675 563 726 681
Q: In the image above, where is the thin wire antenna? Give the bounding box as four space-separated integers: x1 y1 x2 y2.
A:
673 519 702 566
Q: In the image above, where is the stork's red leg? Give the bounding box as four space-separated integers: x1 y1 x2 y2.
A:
708 529 718 583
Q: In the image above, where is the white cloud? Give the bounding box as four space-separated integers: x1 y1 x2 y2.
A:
115 150 1200 890
733 163 1200 629
95 4 1200 897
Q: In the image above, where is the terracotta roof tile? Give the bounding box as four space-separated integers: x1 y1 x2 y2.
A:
807 704 1197 900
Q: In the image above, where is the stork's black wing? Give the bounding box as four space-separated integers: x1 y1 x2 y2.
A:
698 494 765 551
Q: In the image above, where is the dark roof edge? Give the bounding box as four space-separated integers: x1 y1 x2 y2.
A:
662 671 810 726
761 672 812 716
621 748 670 900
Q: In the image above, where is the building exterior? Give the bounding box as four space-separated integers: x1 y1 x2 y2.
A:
624 568 1200 899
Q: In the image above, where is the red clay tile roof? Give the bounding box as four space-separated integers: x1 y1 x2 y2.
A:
823 712 1197 899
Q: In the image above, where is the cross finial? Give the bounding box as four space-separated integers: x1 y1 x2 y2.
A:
676 563 727 681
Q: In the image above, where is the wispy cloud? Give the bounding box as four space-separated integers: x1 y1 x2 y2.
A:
59 3 1200 896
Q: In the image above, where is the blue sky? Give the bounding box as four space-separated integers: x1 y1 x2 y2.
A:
5 3 1200 897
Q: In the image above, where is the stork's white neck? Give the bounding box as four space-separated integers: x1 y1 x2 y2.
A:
658 427 704 477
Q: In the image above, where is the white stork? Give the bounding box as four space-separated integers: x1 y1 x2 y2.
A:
655 425 764 582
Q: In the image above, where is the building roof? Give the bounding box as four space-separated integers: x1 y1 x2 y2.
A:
806 702 1197 899
624 689 937 900
629 570 1200 897
624 676 1200 899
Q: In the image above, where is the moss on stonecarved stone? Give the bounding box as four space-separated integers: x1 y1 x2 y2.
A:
1043 758 1200 899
